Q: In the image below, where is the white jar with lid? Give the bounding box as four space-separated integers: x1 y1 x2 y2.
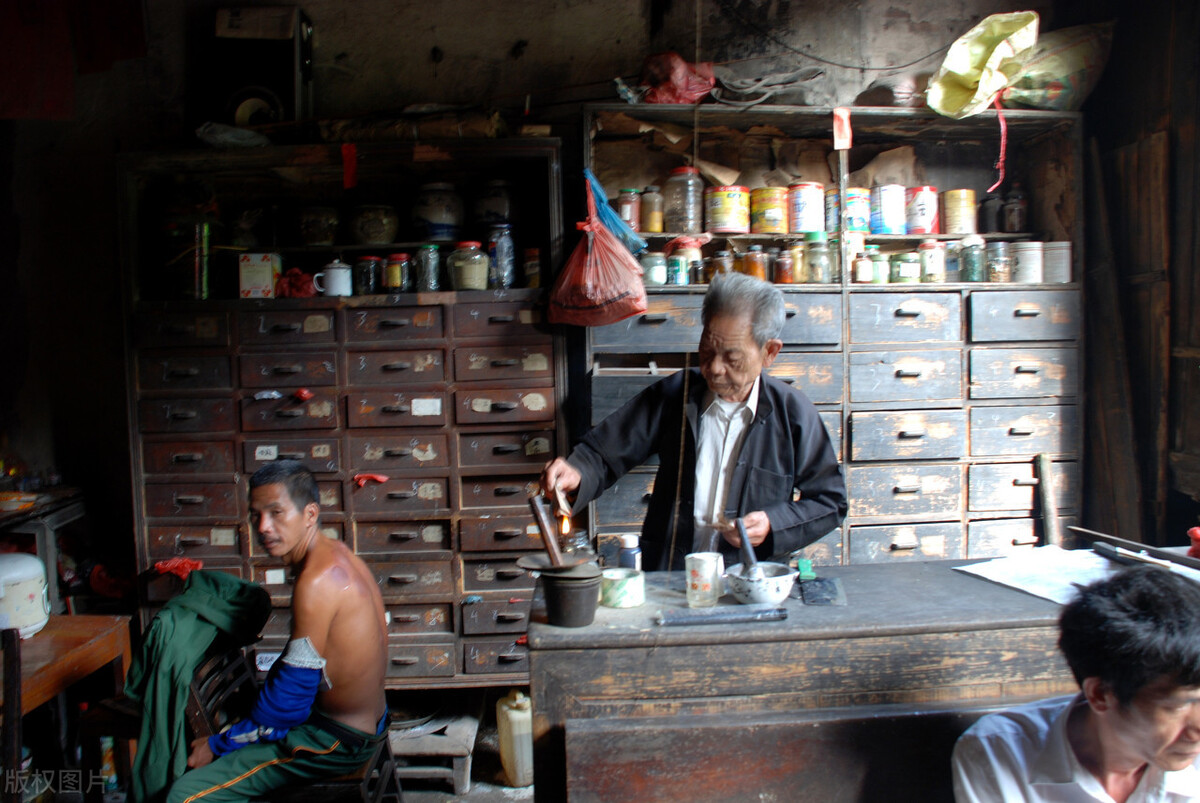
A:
414 183 463 242
0 553 49 638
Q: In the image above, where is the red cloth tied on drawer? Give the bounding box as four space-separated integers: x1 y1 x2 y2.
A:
155 557 203 579
353 473 389 488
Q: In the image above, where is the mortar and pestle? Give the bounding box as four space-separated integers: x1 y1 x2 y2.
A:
522 493 600 627
724 518 797 605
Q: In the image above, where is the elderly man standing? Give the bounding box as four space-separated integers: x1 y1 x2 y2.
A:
542 271 846 571
952 565 1200 802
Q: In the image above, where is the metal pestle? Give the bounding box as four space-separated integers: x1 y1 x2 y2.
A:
736 518 765 581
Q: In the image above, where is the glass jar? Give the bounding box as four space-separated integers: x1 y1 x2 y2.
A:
804 232 831 283
663 166 703 234
640 185 664 233
852 253 874 283
617 188 641 232
889 252 921 284
741 245 768 281
353 256 383 295
960 235 986 282
640 252 668 286
1003 182 1028 233
384 253 411 293
448 241 488 290
918 239 946 283
870 250 891 283
486 224 515 288
773 251 796 284
978 193 1003 233
413 183 463 242
415 244 441 291
711 250 734 277
986 241 1013 282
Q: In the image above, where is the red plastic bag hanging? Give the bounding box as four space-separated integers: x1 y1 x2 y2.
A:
641 52 715 104
548 180 647 327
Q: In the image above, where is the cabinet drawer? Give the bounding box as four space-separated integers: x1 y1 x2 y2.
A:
463 638 529 674
848 522 964 564
459 476 540 511
144 483 239 518
453 344 553 383
969 290 1081 342
590 373 662 424
139 398 235 433
462 599 532 635
138 355 232 390
346 391 448 427
459 515 542 552
143 441 236 475
771 353 843 404
780 294 841 346
348 349 445 386
239 352 337 388
590 296 702 351
461 557 536 593
849 350 961 403
966 518 1041 558
794 528 844 566
248 525 342 561
387 603 454 637
346 306 443 342
820 411 843 462
453 301 546 339
846 464 962 519
592 473 655 528
458 431 553 469
243 438 342 474
240 393 338 431
136 313 229 347
351 477 449 515
454 388 555 425
968 461 1079 512
238 310 336 344
372 559 455 599
850 293 961 343
356 521 450 554
146 524 241 560
347 434 450 470
387 642 456 678
969 406 1079 456
849 410 966 461
968 348 1078 399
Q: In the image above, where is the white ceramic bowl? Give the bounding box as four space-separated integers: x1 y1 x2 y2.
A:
724 562 796 605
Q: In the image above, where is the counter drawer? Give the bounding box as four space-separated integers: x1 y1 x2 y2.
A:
135 312 229 347
459 476 540 511
238 310 336 344
139 398 235 433
143 441 236 475
387 603 454 637
454 387 555 425
821 411 843 462
387 641 456 679
371 559 455 599
144 483 239 518
590 296 702 351
850 293 961 344
794 528 844 567
771 353 843 404
780 294 842 346
461 599 532 635
346 391 448 428
590 372 663 425
463 638 529 675
459 515 542 552
240 392 338 432
592 472 655 529
458 430 553 469
348 349 445 386
848 522 964 564
453 300 546 339
346 306 443 342
356 521 450 554
846 464 962 519
347 433 450 470
966 518 1041 558
969 406 1079 457
138 355 232 390
146 524 241 560
849 350 962 403
968 461 1079 512
351 477 450 515
453 344 553 383
849 410 966 461
239 352 337 388
243 438 342 474
969 290 1081 342
461 557 536 593
968 348 1078 399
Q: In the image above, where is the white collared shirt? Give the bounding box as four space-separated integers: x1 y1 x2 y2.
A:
952 694 1200 802
692 377 760 553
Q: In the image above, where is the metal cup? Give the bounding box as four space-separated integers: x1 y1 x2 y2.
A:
685 552 725 608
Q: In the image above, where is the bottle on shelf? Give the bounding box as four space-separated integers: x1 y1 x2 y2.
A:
803 231 831 283
960 234 986 282
663 166 704 234
448 241 488 290
487 224 515 288
1003 182 1029 233
640 185 664 233
741 244 768 281
978 193 1003 233
617 188 641 231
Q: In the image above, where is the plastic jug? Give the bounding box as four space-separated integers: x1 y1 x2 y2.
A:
496 689 534 787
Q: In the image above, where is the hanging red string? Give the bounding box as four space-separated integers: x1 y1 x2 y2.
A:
987 95 1008 193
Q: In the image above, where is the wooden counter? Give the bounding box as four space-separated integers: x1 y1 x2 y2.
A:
528 560 1077 802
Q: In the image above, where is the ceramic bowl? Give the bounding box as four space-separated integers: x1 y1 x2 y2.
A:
0 492 38 512
724 562 796 605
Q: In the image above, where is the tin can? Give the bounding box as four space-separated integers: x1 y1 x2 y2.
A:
788 182 824 233
844 187 871 232
666 253 691 285
870 184 907 234
905 186 940 234
705 185 750 233
750 187 788 234
824 188 840 232
942 189 977 234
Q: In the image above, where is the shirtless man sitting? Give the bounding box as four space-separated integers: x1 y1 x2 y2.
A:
168 460 389 802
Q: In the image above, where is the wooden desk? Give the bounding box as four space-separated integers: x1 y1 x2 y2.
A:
1 615 131 715
528 561 1077 803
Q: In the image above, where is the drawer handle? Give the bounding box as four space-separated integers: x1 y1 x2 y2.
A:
275 409 304 418
496 612 526 622
176 535 209 548
1013 478 1040 487
779 376 796 385
277 451 305 460
169 410 198 420
894 307 921 318
171 452 204 463
382 361 412 371
493 529 523 539
498 653 525 663
491 359 520 367
1014 365 1040 374
897 429 926 439
1008 427 1034 436
1012 535 1040 546
488 315 515 323
387 490 416 500
168 367 200 378
176 495 206 505
382 404 411 414
496 569 525 579
494 486 524 496
388 574 418 584
490 401 519 412
642 493 653 502
492 444 521 454
893 485 921 494
380 318 411 327
784 308 797 319
273 364 302 374
391 614 421 623
271 322 303 332
1013 308 1041 317
384 448 412 457
639 314 669 323
389 530 419 541
894 369 922 379
391 656 420 666
890 534 920 551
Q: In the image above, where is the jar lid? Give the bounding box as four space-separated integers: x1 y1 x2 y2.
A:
644 185 660 192
715 250 731 257
893 252 920 261
671 166 700 175
620 188 641 194
748 244 763 252
960 234 986 247
419 243 439 251
804 231 828 243
620 534 639 549
918 239 942 250
388 253 410 261
457 241 482 248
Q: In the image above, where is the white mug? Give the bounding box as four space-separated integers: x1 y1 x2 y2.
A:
313 260 352 296
685 552 725 608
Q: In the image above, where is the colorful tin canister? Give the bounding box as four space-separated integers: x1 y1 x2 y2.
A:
844 187 870 232
942 189 977 234
788 182 824 233
870 184 907 234
905 186 939 234
705 185 750 233
750 187 788 234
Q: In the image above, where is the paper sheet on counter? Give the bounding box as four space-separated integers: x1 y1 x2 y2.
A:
953 546 1116 605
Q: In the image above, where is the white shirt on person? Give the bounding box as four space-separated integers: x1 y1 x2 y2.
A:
692 377 760 554
952 694 1200 803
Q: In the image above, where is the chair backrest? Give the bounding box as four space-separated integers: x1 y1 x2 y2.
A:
2 628 22 791
186 646 258 739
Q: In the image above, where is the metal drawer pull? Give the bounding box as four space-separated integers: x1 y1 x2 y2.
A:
642 493 653 502
176 495 206 504
488 315 515 323
273 364 302 374
893 485 921 494
496 612 526 622
169 410 198 420
490 401 518 411
890 534 920 551
271 322 303 332
382 362 412 371
168 367 200 378
387 490 416 500
779 377 796 384
496 569 525 579
392 614 420 623
380 318 411 327
894 307 921 318
1014 365 1040 374
492 444 521 454
1013 478 1040 486
391 656 419 666
171 452 203 463
1013 308 1041 317
389 531 419 541
1008 427 1034 436
275 409 304 418
384 448 412 457
382 404 411 414
490 359 520 367
498 653 525 662
784 308 797 318
494 486 523 496
388 574 418 584
897 429 926 439
1012 535 1040 546
177 535 209 547
493 529 523 539
278 452 305 460
639 314 669 323
895 369 922 378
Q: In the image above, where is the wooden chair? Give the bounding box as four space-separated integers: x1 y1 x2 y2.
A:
2 628 23 803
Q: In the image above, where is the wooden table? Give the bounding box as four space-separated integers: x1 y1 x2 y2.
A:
528 561 1078 803
2 615 131 715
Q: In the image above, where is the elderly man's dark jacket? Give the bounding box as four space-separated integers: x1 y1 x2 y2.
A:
567 367 846 571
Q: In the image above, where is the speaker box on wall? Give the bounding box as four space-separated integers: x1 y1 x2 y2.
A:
189 6 313 128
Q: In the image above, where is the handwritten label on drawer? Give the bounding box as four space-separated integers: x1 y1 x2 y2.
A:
264 568 286 585
308 401 333 418
526 437 550 456
417 482 444 500
255 445 278 461
303 314 331 334
471 398 494 413
524 353 549 371
523 392 547 411
210 527 236 547
411 397 442 416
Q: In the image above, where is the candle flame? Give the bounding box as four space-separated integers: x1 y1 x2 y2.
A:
560 515 570 536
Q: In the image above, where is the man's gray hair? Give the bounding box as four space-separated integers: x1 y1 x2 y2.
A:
701 272 785 347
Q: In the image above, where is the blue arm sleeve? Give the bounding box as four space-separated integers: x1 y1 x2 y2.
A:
207 658 321 756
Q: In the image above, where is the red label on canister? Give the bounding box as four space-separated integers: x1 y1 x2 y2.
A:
905 186 939 234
